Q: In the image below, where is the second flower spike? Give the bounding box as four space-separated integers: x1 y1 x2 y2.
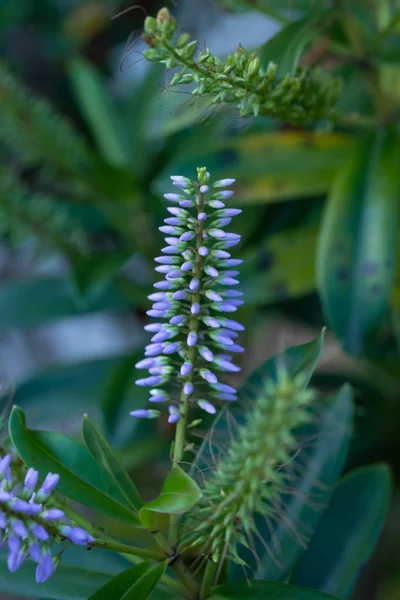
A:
132 168 244 423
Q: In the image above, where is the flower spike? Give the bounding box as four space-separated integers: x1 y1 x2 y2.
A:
132 168 244 422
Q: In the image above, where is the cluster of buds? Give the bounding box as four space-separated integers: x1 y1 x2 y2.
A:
190 368 316 563
131 168 244 423
0 452 94 583
142 8 340 126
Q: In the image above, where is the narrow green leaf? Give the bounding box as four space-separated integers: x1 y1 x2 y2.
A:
0 559 113 599
68 56 131 168
211 580 339 599
229 384 353 581
139 467 201 528
82 415 143 511
317 128 400 355
88 560 167 600
9 407 141 525
291 464 392 598
260 12 325 74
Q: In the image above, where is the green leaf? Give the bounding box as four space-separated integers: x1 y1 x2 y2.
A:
211 581 339 599
9 407 141 525
70 251 132 303
229 384 353 582
260 12 325 74
88 560 167 600
158 131 353 205
317 128 400 355
241 226 318 306
0 277 128 329
82 414 143 512
68 56 132 168
139 467 202 528
291 464 392 598
0 559 113 599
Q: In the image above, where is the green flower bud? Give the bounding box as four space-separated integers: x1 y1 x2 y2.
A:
144 16 157 34
176 32 191 48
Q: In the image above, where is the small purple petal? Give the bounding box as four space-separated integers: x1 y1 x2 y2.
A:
219 318 244 331
180 200 194 208
181 261 193 272
168 406 181 424
203 316 220 328
163 342 180 354
164 193 181 202
12 520 28 539
36 552 55 583
24 468 39 492
212 302 237 313
191 303 201 315
198 246 209 257
180 231 195 242
205 266 219 278
173 290 187 300
198 400 216 414
184 382 194 396
161 246 179 255
11 500 42 515
153 280 173 290
229 344 245 353
213 249 231 259
166 270 183 280
60 526 94 546
136 375 163 387
214 178 236 188
152 330 172 343
38 472 60 501
200 369 218 384
144 324 163 333
170 315 185 325
199 346 214 362
216 359 241 372
209 229 226 239
29 522 49 542
198 212 207 221
205 290 222 302
200 185 209 193
215 190 234 199
149 394 167 403
190 278 200 291
130 409 161 419
7 550 25 573
187 332 198 347
180 362 193 376
209 200 225 209
0 511 7 528
29 541 42 563
41 509 64 521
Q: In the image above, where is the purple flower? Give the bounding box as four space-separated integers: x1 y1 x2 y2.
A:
37 473 60 501
11 499 42 515
29 541 42 563
133 169 244 421
41 509 64 521
12 520 28 538
184 383 194 396
168 406 180 424
24 468 39 492
130 409 161 419
36 551 55 583
198 400 216 414
29 522 49 542
60 526 94 546
8 549 25 573
180 362 193 376
187 332 198 347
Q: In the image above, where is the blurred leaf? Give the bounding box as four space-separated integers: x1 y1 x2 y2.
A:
211 581 339 599
70 251 132 303
0 276 129 329
317 128 400 355
68 56 132 168
0 560 113 600
230 384 353 581
158 132 354 204
82 415 143 511
9 407 141 525
101 354 140 439
291 464 392 598
139 467 202 528
242 226 318 305
217 0 326 13
260 12 325 74
88 560 167 600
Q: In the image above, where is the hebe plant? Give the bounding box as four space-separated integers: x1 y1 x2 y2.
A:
0 5 394 600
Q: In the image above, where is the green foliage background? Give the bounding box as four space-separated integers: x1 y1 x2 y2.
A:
1 0 400 598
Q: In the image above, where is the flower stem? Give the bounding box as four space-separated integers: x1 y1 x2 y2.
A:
200 560 218 599
90 539 164 561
